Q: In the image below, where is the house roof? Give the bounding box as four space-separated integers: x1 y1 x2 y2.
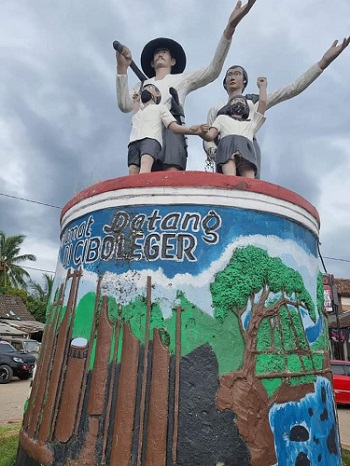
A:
334 278 350 296
0 322 27 337
328 310 350 328
0 295 36 321
0 319 44 334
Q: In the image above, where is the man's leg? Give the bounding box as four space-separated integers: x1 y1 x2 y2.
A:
161 129 187 172
164 165 181 172
140 154 154 173
129 164 140 175
128 142 140 175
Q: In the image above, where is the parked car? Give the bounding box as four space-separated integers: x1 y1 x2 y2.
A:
331 359 350 405
1 337 41 360
0 340 36 384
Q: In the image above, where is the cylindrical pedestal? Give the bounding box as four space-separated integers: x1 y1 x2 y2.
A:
17 172 341 466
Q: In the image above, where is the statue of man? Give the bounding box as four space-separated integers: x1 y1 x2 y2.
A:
116 0 256 172
203 37 350 177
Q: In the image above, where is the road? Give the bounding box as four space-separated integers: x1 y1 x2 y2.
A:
0 379 31 423
1 379 350 449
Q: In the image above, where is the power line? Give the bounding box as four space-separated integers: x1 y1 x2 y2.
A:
22 265 56 274
1 192 350 267
323 256 350 264
0 192 62 210
317 243 328 274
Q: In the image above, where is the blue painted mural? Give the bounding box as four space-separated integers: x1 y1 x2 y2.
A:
270 377 341 465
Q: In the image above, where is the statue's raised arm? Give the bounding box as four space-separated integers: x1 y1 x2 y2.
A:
318 37 350 70
224 0 257 40
115 0 258 172
266 36 350 109
203 33 350 177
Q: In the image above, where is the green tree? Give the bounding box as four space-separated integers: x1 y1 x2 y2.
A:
0 231 36 288
30 273 54 302
28 273 54 323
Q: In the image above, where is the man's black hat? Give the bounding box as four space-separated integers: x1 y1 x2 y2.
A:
141 38 186 78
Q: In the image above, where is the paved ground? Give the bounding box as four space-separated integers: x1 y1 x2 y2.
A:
337 406 350 449
0 378 31 423
1 378 350 449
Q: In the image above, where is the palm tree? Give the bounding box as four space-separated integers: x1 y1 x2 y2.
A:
30 273 54 301
0 231 36 289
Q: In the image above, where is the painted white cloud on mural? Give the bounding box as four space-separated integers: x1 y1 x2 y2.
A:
55 233 320 319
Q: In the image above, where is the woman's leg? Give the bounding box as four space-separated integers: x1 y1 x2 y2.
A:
139 154 154 173
221 155 237 176
238 162 255 179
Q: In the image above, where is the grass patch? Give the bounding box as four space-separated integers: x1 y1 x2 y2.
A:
344 448 350 466
0 422 21 437
0 423 21 466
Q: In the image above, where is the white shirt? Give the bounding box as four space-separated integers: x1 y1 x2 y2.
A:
211 112 266 142
129 104 176 146
204 63 323 155
117 34 231 113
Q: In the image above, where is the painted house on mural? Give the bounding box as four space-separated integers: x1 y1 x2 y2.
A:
0 295 44 340
328 278 350 361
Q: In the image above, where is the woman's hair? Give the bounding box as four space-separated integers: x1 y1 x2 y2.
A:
223 65 249 92
217 95 250 120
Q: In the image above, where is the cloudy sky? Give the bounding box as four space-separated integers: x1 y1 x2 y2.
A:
1 0 349 285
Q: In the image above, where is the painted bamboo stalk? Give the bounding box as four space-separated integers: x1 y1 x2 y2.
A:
73 276 102 436
110 323 140 466
55 341 89 443
28 282 66 438
88 295 113 415
26 282 65 437
38 269 81 443
137 275 153 466
101 303 122 465
145 328 170 466
50 269 82 438
172 306 184 465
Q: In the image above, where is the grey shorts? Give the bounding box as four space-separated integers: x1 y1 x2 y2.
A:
158 127 188 171
128 138 161 167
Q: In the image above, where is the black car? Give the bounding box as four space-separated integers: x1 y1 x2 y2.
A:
0 340 36 384
1 337 41 360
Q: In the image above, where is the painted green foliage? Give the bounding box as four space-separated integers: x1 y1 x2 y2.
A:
68 291 243 374
64 246 327 385
211 246 316 322
210 246 329 396
108 293 245 375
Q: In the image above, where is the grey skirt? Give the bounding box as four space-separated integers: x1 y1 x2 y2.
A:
216 135 257 175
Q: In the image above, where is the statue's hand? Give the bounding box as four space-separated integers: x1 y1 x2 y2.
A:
257 77 267 88
319 37 350 70
116 45 132 74
190 125 201 134
224 0 257 39
200 124 210 134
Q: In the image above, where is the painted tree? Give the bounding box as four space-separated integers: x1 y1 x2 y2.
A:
0 231 36 288
211 245 326 465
